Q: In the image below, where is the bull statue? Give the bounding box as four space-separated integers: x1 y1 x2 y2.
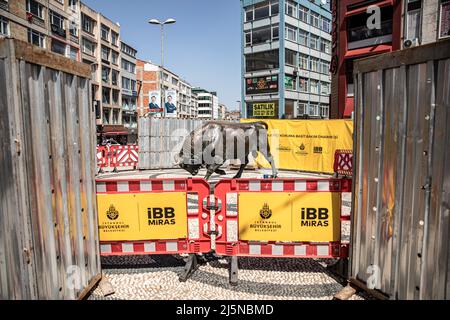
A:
174 121 278 180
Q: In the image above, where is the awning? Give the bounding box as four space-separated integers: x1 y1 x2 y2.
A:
345 45 392 59
344 97 354 118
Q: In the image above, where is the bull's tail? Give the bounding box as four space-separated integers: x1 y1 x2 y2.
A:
254 121 269 131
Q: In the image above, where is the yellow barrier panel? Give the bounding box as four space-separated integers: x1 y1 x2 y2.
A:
97 192 187 241
238 192 341 242
241 119 353 173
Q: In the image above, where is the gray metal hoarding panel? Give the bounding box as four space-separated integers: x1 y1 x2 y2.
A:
351 40 450 300
0 39 101 300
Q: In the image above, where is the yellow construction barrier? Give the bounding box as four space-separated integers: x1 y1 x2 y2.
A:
241 119 353 173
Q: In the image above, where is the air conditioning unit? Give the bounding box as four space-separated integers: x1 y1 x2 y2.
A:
404 38 419 48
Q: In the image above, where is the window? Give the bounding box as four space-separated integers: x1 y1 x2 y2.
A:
172 78 179 86
101 46 110 61
347 6 393 43
245 8 254 22
298 5 308 23
112 90 119 104
102 88 111 104
90 64 97 80
82 37 95 55
254 2 270 20
298 102 308 115
252 26 272 45
111 32 118 46
51 39 66 56
272 25 279 40
131 80 136 91
322 61 330 74
245 50 279 72
111 51 118 65
112 70 118 86
299 78 308 92
286 1 296 18
69 21 78 37
406 1 422 40
320 104 329 118
439 0 450 38
28 29 45 48
285 75 296 90
321 17 331 32
321 39 331 54
121 59 136 73
50 10 64 29
27 0 44 19
69 47 78 60
310 34 319 50
299 54 309 70
310 57 320 72
69 0 78 10
285 49 297 66
321 82 330 95
102 108 110 124
271 1 279 15
102 66 110 84
0 16 9 36
82 14 94 33
112 109 119 124
101 24 109 41
310 80 319 94
310 12 320 28
285 24 297 42
245 31 251 46
309 103 319 116
299 30 308 46
122 77 130 90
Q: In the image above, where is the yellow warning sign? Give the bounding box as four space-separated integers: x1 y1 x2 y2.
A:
238 192 341 242
97 193 187 241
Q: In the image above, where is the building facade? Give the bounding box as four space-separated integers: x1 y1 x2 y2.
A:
121 41 138 143
241 0 332 120
136 59 198 119
1 0 81 61
193 87 220 120
330 0 450 119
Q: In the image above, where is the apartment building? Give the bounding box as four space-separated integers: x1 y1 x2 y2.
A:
330 0 450 119
193 87 220 120
80 2 124 142
241 0 332 120
0 0 81 60
121 41 138 143
136 59 198 119
218 103 227 120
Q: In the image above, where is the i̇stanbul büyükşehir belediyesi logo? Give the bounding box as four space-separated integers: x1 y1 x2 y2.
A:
106 205 119 220
260 203 272 219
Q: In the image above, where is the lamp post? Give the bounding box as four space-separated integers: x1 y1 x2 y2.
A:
149 18 176 119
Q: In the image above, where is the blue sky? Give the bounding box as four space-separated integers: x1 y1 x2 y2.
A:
84 0 242 110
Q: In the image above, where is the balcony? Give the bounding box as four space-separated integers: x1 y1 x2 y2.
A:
51 24 66 38
0 0 9 11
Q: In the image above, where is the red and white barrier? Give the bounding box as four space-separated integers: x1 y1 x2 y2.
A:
96 145 139 170
213 178 352 259
334 149 353 176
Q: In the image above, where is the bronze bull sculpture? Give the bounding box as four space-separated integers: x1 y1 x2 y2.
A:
174 121 278 180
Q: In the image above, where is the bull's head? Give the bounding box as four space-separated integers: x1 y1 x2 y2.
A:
174 153 201 176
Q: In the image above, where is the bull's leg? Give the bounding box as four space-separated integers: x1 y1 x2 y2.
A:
204 163 223 180
261 152 278 178
233 156 249 179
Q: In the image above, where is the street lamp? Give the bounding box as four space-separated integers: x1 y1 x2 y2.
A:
148 18 176 119
148 18 176 68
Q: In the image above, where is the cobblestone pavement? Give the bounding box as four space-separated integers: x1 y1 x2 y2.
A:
89 255 367 300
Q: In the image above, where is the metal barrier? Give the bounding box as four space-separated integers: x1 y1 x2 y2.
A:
96 145 139 171
213 178 352 284
334 149 353 176
96 177 211 280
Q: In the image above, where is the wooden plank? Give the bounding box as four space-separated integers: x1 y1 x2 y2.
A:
0 39 90 78
354 39 450 74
